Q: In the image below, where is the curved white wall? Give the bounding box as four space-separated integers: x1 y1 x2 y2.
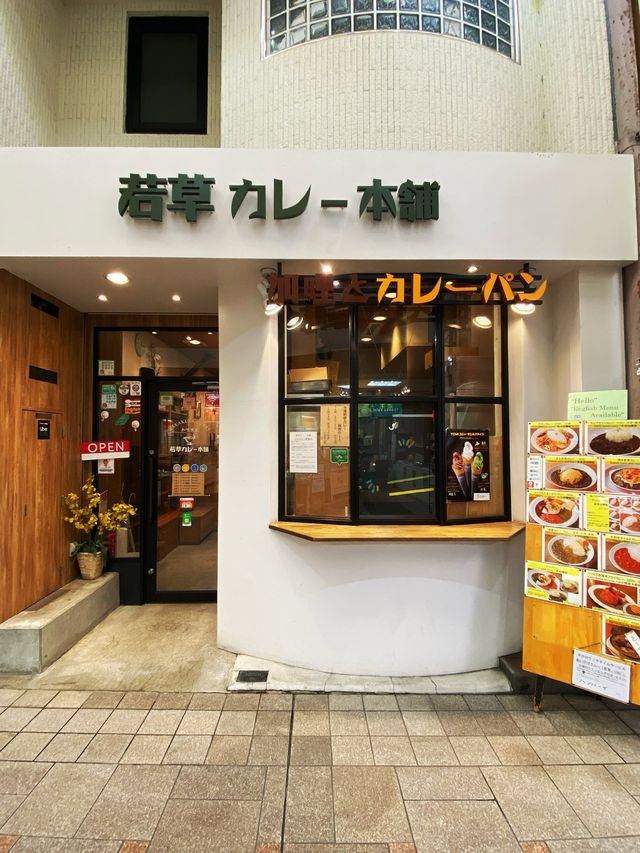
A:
221 0 614 153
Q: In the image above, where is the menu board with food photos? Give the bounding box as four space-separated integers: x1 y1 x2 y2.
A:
603 614 640 663
584 570 640 615
525 561 582 606
543 456 599 493
542 527 599 570
528 489 583 529
585 421 640 456
602 457 640 496
602 534 640 577
529 422 582 456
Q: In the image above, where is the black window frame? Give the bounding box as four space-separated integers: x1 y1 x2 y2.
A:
278 294 511 526
125 15 209 135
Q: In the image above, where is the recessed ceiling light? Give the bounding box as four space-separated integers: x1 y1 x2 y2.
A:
361 336 372 342
287 314 304 330
321 263 333 274
446 280 454 286
373 315 387 322
385 292 397 300
172 294 181 302
448 323 463 330
264 303 282 316
151 331 158 335
467 265 479 273
186 335 192 341
189 339 201 346
472 315 493 329
333 279 341 288
510 303 536 315
97 294 108 302
105 271 129 285
208 331 213 335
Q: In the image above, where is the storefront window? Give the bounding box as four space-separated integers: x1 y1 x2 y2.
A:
280 294 509 525
96 330 217 377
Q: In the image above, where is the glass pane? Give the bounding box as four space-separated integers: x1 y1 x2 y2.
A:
400 14 420 28
358 402 436 520
285 405 351 519
377 0 398 9
497 0 510 22
481 11 496 31
285 306 350 396
139 32 199 126
422 14 442 31
464 24 480 42
355 14 375 29
310 0 328 19
270 0 286 13
96 330 218 378
310 20 330 37
271 13 287 35
443 0 461 18
156 388 219 591
358 306 436 396
377 12 397 27
443 304 501 397
463 4 479 24
481 0 495 10
290 8 307 25
443 18 461 35
498 39 511 57
332 0 351 12
355 0 375 10
332 15 352 32
422 0 441 10
96 381 143 556
400 0 420 9
445 402 505 520
482 30 497 48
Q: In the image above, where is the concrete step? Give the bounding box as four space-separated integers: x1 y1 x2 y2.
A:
0 573 119 673
499 652 584 695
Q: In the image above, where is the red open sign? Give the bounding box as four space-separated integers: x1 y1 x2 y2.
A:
81 440 130 460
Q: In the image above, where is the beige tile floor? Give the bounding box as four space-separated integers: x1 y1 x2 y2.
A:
1 689 640 852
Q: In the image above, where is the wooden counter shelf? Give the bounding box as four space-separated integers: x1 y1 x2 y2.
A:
269 521 525 542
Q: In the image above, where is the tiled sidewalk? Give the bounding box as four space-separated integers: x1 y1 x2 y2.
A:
1 689 640 852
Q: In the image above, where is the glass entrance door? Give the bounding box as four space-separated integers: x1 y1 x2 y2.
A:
145 381 219 601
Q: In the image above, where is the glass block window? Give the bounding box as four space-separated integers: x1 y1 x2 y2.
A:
265 0 516 58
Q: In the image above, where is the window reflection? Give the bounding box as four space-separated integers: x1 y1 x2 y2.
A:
97 330 218 378
285 306 350 396
443 304 501 397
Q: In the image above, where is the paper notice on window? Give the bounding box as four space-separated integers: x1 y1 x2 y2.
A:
572 648 630 704
289 431 318 474
526 454 544 489
320 405 350 447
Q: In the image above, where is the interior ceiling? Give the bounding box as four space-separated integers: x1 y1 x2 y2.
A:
0 256 595 315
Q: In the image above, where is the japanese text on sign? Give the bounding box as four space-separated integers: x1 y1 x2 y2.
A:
572 649 630 703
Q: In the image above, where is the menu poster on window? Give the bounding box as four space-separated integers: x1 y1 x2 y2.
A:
100 384 117 410
320 404 349 447
98 360 115 376
542 527 599 570
584 570 640 615
289 431 318 474
602 613 640 664
529 422 582 455
171 472 205 497
527 490 583 529
525 561 582 606
445 430 490 502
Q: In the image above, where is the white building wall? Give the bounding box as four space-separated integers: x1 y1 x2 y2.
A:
0 0 63 146
221 0 614 154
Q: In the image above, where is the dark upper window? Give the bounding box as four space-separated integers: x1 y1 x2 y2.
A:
126 16 209 135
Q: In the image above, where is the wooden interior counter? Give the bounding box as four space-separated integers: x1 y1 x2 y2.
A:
269 521 525 542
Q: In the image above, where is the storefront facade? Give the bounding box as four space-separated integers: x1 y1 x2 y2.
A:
0 146 635 674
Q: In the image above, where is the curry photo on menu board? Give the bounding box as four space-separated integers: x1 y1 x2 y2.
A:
527 490 583 529
585 570 640 616
525 561 582 606
542 527 599 570
602 458 640 496
602 533 640 578
445 429 490 502
585 421 640 456
543 456 599 492
529 421 581 455
603 614 640 663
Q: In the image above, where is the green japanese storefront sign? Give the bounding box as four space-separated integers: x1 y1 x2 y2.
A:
330 448 349 465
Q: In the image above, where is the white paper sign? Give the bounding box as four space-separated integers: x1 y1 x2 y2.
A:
98 458 115 475
626 631 640 658
98 359 115 376
289 431 318 474
526 454 544 489
572 648 630 704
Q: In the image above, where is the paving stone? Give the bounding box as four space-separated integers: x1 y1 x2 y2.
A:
401 712 445 737
176 710 220 736
520 844 551 853
290 736 332 766
137 710 183 736
0 692 23 707
547 840 640 852
248 736 289 766
544 711 593 737
9 840 119 852
82 692 124 709
481 766 589 841
328 694 363 711
398 766 493 800
189 693 226 711
564 695 605 710
2 763 114 837
97 709 147 735
0 709 39 732
285 847 388 852
579 710 632 734
509 712 558 736
0 796 23 825
563 736 624 764
606 763 640 795
616 711 640 734
331 736 374 766
172 765 266 800
11 691 58 708
62 709 112 734
473 711 520 737
37 733 92 762
215 711 257 736
294 695 329 711
120 735 172 764
163 735 211 765
0 762 52 796
449 736 500 766
430 695 469 711
330 712 368 736
365 712 407 737
406 801 520 852
462 694 504 711
151 693 192 711
118 692 158 710
436 711 482 737
119 843 149 853
257 765 286 844
77 764 178 840
285 766 334 844
223 693 261 711
258 693 293 711
0 834 19 853
253 711 291 737
333 766 412 843
538 696 573 711
0 733 54 761
370 736 416 766
78 734 132 764
526 736 584 765
396 695 434 711
362 695 398 711
410 736 459 766
487 736 542 766
604 735 640 762
498 695 537 712
293 711 330 737
46 691 91 709
148 799 261 852
205 735 251 765
547 764 640 836
21 708 75 733
0 736 13 753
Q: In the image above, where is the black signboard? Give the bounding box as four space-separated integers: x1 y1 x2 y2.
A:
37 419 50 440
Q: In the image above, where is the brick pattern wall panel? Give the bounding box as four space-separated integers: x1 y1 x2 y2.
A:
0 0 62 146
57 0 221 147
220 0 614 154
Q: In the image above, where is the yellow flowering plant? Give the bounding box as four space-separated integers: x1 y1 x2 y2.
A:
64 476 136 557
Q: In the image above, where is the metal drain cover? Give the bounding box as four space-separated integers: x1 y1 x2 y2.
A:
236 670 269 683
